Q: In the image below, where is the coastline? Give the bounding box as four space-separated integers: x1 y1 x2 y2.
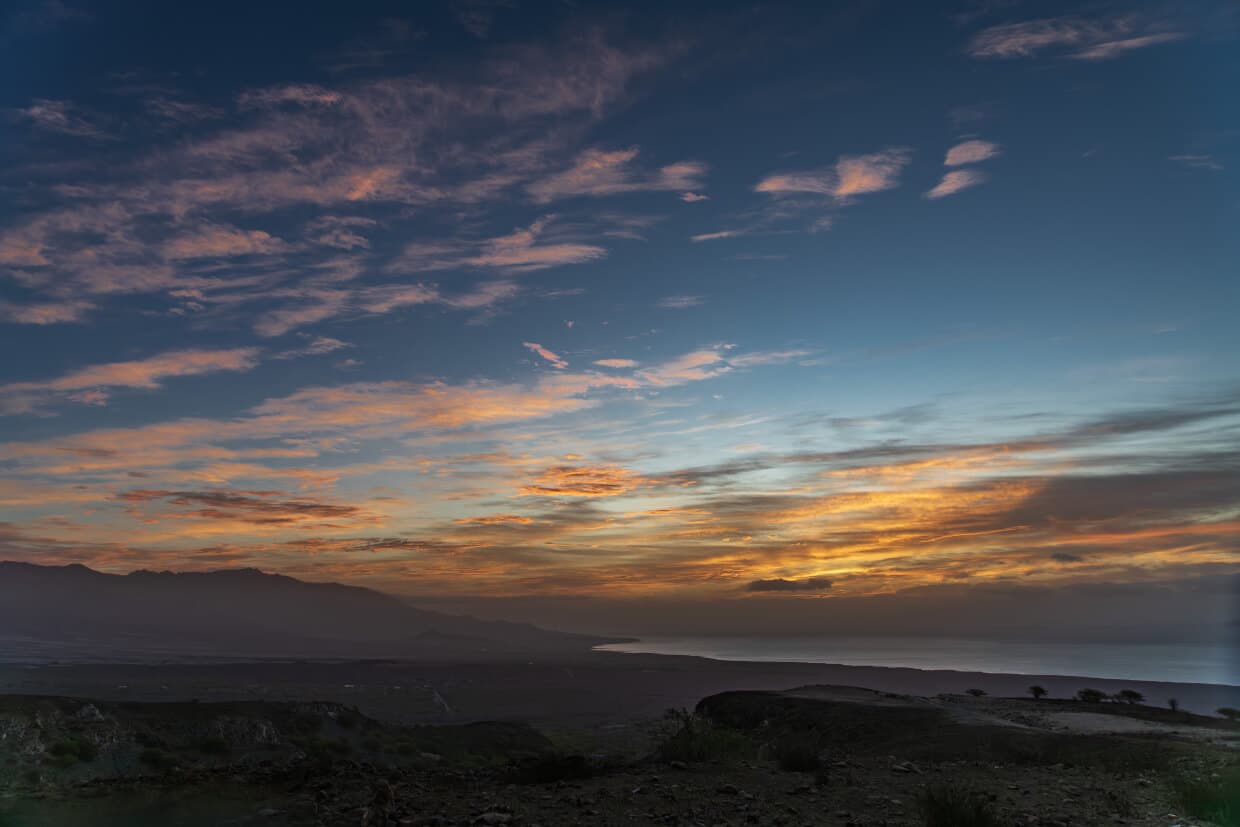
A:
1 648 1237 721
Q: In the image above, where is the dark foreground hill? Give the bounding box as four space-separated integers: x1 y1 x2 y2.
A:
0 562 620 660
0 688 1236 826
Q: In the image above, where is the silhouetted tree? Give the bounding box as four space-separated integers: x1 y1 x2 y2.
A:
1028 685 1047 699
1167 698 1179 712
1076 688 1106 703
1117 689 1144 705
1217 707 1237 721
966 688 987 697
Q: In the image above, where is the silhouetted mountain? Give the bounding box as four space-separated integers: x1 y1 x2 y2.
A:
0 562 620 660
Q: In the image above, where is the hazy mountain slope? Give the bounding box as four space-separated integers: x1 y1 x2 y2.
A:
0 562 616 659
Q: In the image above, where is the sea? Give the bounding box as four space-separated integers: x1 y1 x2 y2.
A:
594 635 1239 686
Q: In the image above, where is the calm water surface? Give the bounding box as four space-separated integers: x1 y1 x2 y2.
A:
595 636 1238 686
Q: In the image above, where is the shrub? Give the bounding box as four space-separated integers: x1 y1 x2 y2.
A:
46 738 97 767
1173 767 1240 826
772 733 822 772
1219 707 1238 722
917 784 1000 827
507 752 595 784
197 736 230 755
1168 698 1179 712
1117 689 1144 705
138 748 178 772
1076 688 1107 703
655 708 752 764
965 688 987 698
1028 685 1047 699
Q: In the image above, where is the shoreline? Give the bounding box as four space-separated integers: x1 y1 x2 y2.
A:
2 648 1238 720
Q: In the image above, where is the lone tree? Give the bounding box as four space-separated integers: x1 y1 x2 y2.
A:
1168 698 1179 712
1028 685 1048 699
1076 688 1107 703
966 688 987 697
1218 707 1238 721
1117 689 1145 705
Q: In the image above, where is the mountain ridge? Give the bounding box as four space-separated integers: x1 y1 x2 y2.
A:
0 561 624 661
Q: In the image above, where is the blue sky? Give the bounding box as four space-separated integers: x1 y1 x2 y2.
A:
0 0 1236 629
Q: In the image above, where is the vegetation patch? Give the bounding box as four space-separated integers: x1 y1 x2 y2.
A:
655 708 753 765
1173 766 1240 827
917 783 1000 827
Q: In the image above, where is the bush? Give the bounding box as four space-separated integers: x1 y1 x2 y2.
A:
46 738 97 767
1076 688 1107 703
772 733 823 772
1028 685 1047 699
917 784 1000 827
1168 698 1179 712
1219 707 1239 722
507 752 596 784
1117 689 1144 704
138 748 178 772
1173 767 1240 826
655 708 753 765
197 736 230 755
965 688 987 698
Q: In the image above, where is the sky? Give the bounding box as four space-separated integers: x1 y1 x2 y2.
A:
0 0 1237 638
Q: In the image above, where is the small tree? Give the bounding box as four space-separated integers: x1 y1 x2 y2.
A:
1076 688 1107 703
966 688 987 698
1167 698 1179 712
1117 689 1144 705
1217 707 1237 721
1028 685 1047 699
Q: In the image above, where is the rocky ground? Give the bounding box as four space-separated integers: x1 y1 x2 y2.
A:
0 688 1237 826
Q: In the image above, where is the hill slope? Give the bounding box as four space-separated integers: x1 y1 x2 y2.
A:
0 562 617 660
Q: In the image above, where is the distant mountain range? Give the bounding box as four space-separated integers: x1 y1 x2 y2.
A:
0 562 621 661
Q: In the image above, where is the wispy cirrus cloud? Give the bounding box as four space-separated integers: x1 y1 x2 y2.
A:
756 148 911 202
657 294 704 309
1 347 261 414
0 31 675 334
528 147 707 203
969 16 1184 61
925 168 988 199
523 341 569 369
12 98 113 139
1170 154 1223 171
519 463 656 497
0 299 94 325
945 139 1001 166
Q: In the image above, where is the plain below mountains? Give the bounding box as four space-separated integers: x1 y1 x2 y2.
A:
0 561 623 661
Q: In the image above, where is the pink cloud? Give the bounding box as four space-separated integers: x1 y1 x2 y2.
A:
925 169 988 200
523 341 569 369
944 140 1001 167
755 148 911 202
594 358 639 368
528 147 706 202
969 16 1183 60
1 347 261 414
0 299 94 324
163 225 289 259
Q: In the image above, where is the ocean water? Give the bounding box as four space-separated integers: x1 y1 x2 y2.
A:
594 635 1239 686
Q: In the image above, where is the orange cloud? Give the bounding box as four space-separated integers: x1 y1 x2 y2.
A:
519 464 655 497
1 348 261 414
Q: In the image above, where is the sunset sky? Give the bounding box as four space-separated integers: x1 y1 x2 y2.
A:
1 0 1236 634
